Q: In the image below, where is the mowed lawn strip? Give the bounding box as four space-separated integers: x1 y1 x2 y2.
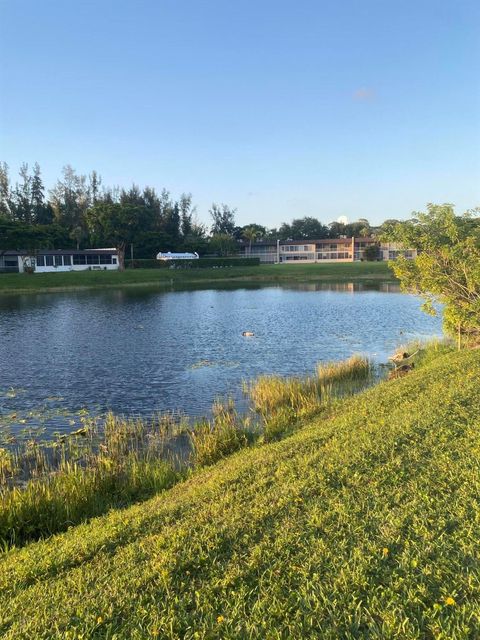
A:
0 262 394 294
1 349 479 639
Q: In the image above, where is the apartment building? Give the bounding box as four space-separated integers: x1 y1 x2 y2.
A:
239 238 416 264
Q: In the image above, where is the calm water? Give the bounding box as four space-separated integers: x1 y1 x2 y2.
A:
0 282 442 435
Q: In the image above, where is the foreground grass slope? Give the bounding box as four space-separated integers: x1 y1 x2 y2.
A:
0 262 393 293
1 349 480 639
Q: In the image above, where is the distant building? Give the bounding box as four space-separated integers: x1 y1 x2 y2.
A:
238 238 417 264
0 249 119 273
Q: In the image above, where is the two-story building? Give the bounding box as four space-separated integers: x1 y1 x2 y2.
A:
239 238 416 264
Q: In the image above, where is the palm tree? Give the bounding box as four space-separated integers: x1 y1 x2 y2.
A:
242 226 260 255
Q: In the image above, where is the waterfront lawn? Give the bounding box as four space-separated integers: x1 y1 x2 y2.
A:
0 261 394 293
1 348 480 638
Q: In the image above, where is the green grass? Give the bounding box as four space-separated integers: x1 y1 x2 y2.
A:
0 413 185 547
0 262 395 294
246 355 373 440
1 348 479 638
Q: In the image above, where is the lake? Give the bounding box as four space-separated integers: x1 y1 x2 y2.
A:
0 282 442 435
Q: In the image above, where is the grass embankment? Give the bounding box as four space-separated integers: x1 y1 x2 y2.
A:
0 357 372 547
0 262 394 294
1 348 479 638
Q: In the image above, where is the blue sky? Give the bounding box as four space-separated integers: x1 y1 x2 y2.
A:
1 0 479 228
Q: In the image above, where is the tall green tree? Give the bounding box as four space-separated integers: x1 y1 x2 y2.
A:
86 202 152 270
242 225 262 254
209 233 237 257
385 203 480 345
49 165 91 231
279 217 328 239
0 162 11 219
209 203 236 235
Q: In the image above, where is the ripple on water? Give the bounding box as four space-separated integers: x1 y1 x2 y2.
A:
0 284 443 435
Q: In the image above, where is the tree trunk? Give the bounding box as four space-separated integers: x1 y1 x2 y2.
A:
117 246 126 271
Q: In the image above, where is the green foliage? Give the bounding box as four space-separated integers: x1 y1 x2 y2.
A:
209 233 238 256
85 202 153 269
0 219 72 253
364 243 380 261
209 203 236 235
386 203 480 343
279 216 329 239
1 350 480 637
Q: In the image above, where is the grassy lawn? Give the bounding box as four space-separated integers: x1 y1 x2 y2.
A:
1 348 479 638
0 262 395 294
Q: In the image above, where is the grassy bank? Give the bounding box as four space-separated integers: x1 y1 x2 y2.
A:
1 348 479 638
0 262 395 294
0 357 372 547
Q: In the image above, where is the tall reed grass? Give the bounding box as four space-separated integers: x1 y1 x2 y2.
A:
0 412 187 548
0 355 374 549
189 399 254 467
247 354 373 441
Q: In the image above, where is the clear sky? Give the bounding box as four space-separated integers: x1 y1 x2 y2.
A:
1 0 479 228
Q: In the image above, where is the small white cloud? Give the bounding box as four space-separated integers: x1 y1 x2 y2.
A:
353 87 376 101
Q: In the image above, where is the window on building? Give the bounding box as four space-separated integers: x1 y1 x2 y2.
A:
112 257 117 264
87 254 100 265
37 256 45 267
54 255 62 266
99 254 112 264
73 254 86 265
63 255 72 266
45 255 54 266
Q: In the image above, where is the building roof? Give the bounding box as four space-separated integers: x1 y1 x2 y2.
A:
244 236 378 248
1 248 118 256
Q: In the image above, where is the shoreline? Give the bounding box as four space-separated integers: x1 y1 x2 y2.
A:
0 263 396 296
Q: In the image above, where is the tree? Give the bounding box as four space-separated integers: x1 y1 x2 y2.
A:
242 225 261 254
31 163 53 224
385 203 480 346
179 193 194 237
164 202 181 240
49 165 91 230
209 233 237 257
89 171 102 205
209 203 236 235
364 243 380 261
86 202 151 270
279 217 329 240
0 162 11 218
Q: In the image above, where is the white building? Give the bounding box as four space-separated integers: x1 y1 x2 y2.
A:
0 249 119 273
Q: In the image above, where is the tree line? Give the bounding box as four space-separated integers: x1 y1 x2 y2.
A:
0 162 396 269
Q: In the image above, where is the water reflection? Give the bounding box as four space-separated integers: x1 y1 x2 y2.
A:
0 282 442 434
